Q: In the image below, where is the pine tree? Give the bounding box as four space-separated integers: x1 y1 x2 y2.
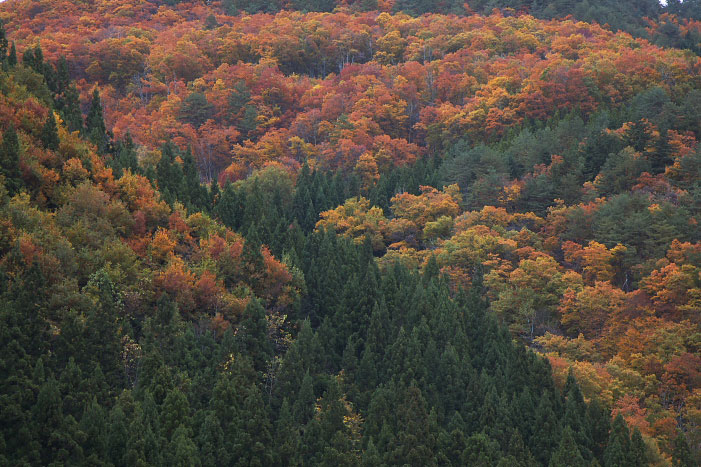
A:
672 432 696 467
0 126 23 195
40 111 60 151
160 388 191 441
630 428 648 467
294 371 316 425
79 398 108 462
223 0 238 15
291 0 336 12
238 385 274 466
8 42 16 67
55 56 71 95
167 425 200 467
363 437 382 466
389 385 437 465
198 411 228 466
563 373 593 459
33 376 67 464
85 88 109 153
84 270 123 387
603 415 631 467
236 298 273 373
587 398 610 463
182 147 206 211
0 21 8 67
275 399 302 465
60 83 83 133
106 407 129 466
111 132 140 178
209 177 220 208
23 45 44 75
549 427 587 467
180 92 213 127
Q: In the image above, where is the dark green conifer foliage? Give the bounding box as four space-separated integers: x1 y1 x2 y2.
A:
84 270 123 387
228 80 251 116
563 372 594 459
160 388 191 442
294 371 317 425
198 411 228 466
209 177 220 207
390 385 437 465
587 398 611 462
8 42 17 67
111 132 140 178
275 398 302 465
85 88 109 153
180 92 214 127
604 415 632 467
461 433 501 465
234 0 281 14
156 141 184 205
182 147 208 211
672 432 696 467
630 428 649 467
23 45 44 74
549 427 587 467
0 125 23 195
40 111 60 151
204 13 218 30
393 0 464 15
236 298 273 372
363 437 382 466
0 21 8 67
291 0 336 12
79 398 108 463
59 357 85 419
60 83 83 133
167 424 200 466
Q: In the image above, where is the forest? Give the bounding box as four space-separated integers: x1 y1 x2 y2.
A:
0 0 699 465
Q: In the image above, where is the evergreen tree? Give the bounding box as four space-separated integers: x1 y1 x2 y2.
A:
167 424 201 467
8 42 16 67
209 177 220 209
160 388 191 441
111 132 140 178
0 20 8 67
79 398 108 463
40 111 60 151
294 371 317 425
198 411 228 466
389 385 437 465
59 83 83 133
672 432 696 467
182 147 207 211
275 398 302 465
83 270 123 387
236 298 273 373
603 415 631 467
22 45 44 75
180 92 214 127
630 428 648 467
0 126 23 195
85 88 109 153
291 0 336 12
156 141 185 205
549 427 587 467
587 398 611 462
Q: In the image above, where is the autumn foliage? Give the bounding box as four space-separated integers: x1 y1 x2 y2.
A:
0 0 700 462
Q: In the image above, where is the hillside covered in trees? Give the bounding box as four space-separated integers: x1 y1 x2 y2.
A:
0 0 699 465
